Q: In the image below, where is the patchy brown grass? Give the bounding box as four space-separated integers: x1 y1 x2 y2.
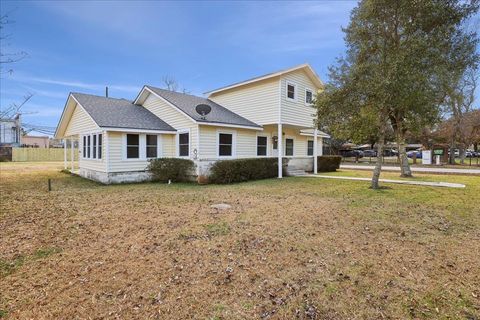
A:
0 163 479 319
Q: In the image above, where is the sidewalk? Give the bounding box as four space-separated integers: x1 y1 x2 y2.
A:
340 164 480 175
306 175 465 188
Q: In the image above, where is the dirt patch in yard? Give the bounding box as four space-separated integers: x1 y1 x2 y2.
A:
0 164 479 319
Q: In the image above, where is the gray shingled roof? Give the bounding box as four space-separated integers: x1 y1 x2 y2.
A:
71 92 175 131
145 86 262 128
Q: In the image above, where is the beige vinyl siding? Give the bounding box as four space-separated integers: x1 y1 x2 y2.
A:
142 93 198 158
280 70 318 128
79 135 106 172
208 78 279 125
198 125 257 159
64 103 99 136
108 132 147 172
198 125 322 159
162 134 176 157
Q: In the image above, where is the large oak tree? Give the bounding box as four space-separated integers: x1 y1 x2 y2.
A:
316 0 479 188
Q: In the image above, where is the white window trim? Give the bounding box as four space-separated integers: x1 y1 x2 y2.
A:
122 133 144 161
177 128 191 158
216 129 236 158
305 88 314 106
80 132 103 161
256 132 269 157
307 139 314 157
284 136 295 157
146 134 162 159
286 81 297 101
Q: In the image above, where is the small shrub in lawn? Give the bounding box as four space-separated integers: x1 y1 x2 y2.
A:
204 221 230 236
317 156 341 172
209 158 288 184
148 158 195 183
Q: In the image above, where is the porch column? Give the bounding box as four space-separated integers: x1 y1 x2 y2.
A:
313 129 318 174
63 138 67 169
70 138 74 171
278 123 283 178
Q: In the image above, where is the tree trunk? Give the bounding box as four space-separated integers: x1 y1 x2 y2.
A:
396 134 412 177
371 133 385 189
449 142 456 165
459 145 465 164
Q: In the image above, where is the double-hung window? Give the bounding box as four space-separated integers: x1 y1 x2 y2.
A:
218 133 233 157
98 134 102 159
178 132 189 157
307 140 314 156
83 136 87 158
257 136 267 156
286 82 296 100
92 135 97 159
82 133 102 159
305 89 313 104
146 135 158 158
285 138 294 156
126 134 139 159
87 135 91 158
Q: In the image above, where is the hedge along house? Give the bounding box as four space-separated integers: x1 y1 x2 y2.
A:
55 64 329 184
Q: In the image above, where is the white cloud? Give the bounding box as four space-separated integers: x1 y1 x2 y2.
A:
10 74 140 94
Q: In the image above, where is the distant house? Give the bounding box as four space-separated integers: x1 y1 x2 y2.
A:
55 64 329 184
21 135 50 148
0 115 21 147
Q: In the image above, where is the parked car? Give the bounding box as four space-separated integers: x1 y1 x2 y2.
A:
407 150 422 159
383 149 398 157
340 150 364 158
363 149 377 157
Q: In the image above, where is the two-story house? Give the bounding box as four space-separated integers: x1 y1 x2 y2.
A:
55 64 329 183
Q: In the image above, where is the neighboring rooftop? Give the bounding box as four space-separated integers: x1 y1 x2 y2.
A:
71 93 175 131
144 86 262 128
205 63 323 96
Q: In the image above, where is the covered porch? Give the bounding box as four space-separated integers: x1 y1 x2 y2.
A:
62 135 80 174
261 123 326 178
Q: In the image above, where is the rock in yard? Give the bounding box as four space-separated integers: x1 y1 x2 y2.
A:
211 203 232 210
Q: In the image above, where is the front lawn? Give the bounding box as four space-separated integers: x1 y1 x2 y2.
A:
0 163 479 319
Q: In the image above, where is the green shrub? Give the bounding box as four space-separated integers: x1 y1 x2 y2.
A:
148 158 195 182
209 157 288 184
317 155 341 172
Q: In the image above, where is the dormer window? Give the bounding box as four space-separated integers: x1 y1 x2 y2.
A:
286 82 296 100
305 89 313 104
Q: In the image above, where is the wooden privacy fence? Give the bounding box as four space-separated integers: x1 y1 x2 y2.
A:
12 148 79 162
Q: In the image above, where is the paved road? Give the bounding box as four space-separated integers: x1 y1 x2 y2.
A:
340 164 480 175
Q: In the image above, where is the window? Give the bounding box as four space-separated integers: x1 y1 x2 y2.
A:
179 132 189 157
126 134 139 159
257 136 267 156
82 133 102 159
218 133 233 157
98 134 102 159
305 89 313 104
287 82 296 100
146 135 158 158
83 136 87 158
307 140 314 156
87 135 91 158
92 135 97 159
285 138 294 156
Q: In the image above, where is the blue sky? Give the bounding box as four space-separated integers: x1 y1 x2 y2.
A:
0 1 356 135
